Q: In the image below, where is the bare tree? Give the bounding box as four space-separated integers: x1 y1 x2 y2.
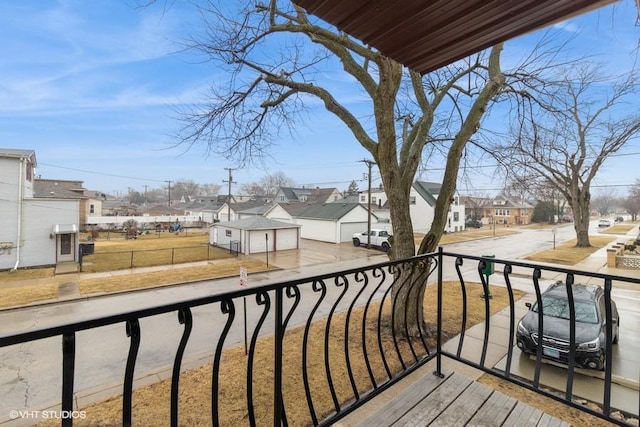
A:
241 171 296 198
622 178 640 221
500 63 640 247
261 171 296 198
171 1 574 336
200 183 222 196
172 179 201 202
591 187 619 216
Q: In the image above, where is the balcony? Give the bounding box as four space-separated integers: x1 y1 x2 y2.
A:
1 250 638 426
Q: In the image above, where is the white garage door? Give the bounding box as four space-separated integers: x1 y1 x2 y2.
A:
340 222 368 242
249 230 275 254
275 228 298 250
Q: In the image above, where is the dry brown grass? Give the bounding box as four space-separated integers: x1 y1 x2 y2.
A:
38 282 524 427
414 228 517 246
525 236 615 265
0 267 54 282
599 224 636 235
80 235 235 273
79 259 273 295
0 283 59 308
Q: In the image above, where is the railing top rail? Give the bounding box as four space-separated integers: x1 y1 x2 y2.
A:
439 249 640 285
0 253 437 346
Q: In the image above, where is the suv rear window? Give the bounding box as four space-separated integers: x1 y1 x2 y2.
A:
532 296 599 324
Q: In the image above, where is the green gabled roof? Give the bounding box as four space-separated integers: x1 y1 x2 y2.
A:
297 202 365 220
412 181 440 207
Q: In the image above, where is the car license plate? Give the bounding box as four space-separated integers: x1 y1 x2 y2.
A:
543 347 559 358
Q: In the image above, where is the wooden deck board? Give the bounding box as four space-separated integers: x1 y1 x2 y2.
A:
393 373 473 426
428 381 493 426
467 388 517 426
353 371 569 427
355 370 453 427
502 401 543 426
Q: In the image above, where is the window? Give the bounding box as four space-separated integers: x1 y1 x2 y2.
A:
279 195 285 202
300 195 307 202
371 196 377 203
89 204 95 214
453 212 459 221
225 230 232 237
495 209 510 216
409 196 416 205
360 195 366 202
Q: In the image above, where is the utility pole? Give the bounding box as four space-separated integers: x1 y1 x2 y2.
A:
143 185 148 205
165 180 172 206
360 159 374 248
223 168 236 221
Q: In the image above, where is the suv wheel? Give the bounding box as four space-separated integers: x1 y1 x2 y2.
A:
353 238 360 247
381 242 390 252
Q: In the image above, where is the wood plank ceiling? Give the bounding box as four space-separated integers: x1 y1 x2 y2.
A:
292 0 616 74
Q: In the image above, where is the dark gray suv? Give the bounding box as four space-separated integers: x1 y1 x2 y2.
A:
516 281 619 370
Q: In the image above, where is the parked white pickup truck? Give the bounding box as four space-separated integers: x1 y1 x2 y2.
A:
352 229 392 252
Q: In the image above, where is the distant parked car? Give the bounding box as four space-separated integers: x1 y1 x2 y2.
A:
598 219 611 228
465 219 482 228
516 281 619 370
561 215 573 223
614 216 624 224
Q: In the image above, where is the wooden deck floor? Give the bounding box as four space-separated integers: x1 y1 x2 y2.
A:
351 370 570 427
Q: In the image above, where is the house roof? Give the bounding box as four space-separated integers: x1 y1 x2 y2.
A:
412 181 441 207
0 148 36 163
279 187 338 204
297 202 370 221
292 0 614 74
216 216 300 230
33 179 86 199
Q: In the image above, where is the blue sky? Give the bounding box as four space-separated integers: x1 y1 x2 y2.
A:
1 0 639 198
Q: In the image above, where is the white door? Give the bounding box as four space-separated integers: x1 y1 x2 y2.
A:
57 233 75 262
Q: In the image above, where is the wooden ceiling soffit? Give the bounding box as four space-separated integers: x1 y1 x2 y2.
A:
292 0 616 74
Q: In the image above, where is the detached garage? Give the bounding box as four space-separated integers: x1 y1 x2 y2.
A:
296 203 373 243
210 217 301 255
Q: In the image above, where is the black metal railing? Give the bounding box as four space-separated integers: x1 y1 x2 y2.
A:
0 250 638 426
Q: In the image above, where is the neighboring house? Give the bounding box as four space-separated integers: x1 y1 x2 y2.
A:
210 217 301 254
0 149 83 270
295 203 374 243
459 196 490 224
264 202 314 223
357 186 391 222
410 181 465 233
483 195 534 225
274 187 342 204
234 199 274 220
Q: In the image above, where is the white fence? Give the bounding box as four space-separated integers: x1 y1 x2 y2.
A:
86 215 209 230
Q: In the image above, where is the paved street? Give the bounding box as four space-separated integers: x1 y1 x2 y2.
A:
0 223 638 424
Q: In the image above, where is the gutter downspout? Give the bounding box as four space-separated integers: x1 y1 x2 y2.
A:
12 157 25 271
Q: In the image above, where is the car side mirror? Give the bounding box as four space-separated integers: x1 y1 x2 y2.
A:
525 302 532 309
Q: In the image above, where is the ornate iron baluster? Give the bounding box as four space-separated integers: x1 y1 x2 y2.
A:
123 319 140 427
170 308 193 427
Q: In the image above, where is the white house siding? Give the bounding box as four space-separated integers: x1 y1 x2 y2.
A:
20 199 80 268
408 187 436 234
297 218 337 243
0 159 21 269
264 205 293 223
447 203 466 233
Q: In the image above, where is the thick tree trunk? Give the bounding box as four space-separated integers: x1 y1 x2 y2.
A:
570 186 592 247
